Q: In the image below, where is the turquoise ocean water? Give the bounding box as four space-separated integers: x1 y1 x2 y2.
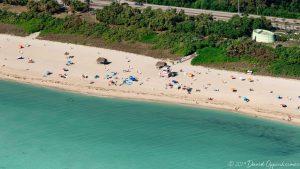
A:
0 80 299 169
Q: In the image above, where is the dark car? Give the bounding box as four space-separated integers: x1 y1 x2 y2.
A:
121 2 129 6
135 2 144 6
168 72 178 77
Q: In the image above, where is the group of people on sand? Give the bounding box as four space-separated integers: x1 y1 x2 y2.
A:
13 42 300 113
157 62 300 112
161 66 194 94
58 53 144 87
16 44 35 64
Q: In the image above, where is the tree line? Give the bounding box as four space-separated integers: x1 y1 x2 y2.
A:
0 0 90 13
0 1 299 77
96 3 272 38
191 37 300 77
0 0 28 6
143 0 300 19
0 1 272 56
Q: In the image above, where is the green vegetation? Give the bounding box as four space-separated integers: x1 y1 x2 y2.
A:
27 0 60 14
2 0 27 6
270 47 300 76
144 0 300 19
192 47 231 64
69 0 88 12
0 1 299 78
191 38 300 77
0 23 27 36
95 2 271 55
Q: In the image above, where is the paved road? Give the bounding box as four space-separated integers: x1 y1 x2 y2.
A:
90 0 300 30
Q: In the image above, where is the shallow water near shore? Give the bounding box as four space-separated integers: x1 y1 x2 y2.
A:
0 80 299 169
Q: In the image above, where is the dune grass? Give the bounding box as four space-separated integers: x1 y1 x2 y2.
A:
191 47 236 65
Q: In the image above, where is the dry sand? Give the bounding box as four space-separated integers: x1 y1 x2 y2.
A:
1 34 300 125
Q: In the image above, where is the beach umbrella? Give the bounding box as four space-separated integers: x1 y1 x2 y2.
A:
97 57 108 64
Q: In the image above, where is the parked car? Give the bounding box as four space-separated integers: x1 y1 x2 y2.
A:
134 2 144 6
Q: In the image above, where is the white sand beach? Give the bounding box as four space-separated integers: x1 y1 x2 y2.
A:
1 34 300 125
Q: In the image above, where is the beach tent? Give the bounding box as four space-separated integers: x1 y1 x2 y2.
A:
160 71 169 77
66 60 74 65
242 97 250 102
97 57 108 64
156 61 167 69
129 76 137 81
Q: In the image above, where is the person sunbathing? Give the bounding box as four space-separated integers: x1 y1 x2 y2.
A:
28 58 34 63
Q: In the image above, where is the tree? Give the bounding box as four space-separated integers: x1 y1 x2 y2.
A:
146 0 300 19
26 0 39 12
252 16 272 30
40 0 60 14
3 0 28 6
27 0 60 14
64 15 83 28
70 0 88 12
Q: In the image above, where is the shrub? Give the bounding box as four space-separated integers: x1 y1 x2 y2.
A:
70 0 88 12
226 37 276 61
27 0 60 14
191 47 231 65
3 0 28 6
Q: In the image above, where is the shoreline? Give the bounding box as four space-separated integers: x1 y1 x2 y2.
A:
1 34 300 126
1 69 299 126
